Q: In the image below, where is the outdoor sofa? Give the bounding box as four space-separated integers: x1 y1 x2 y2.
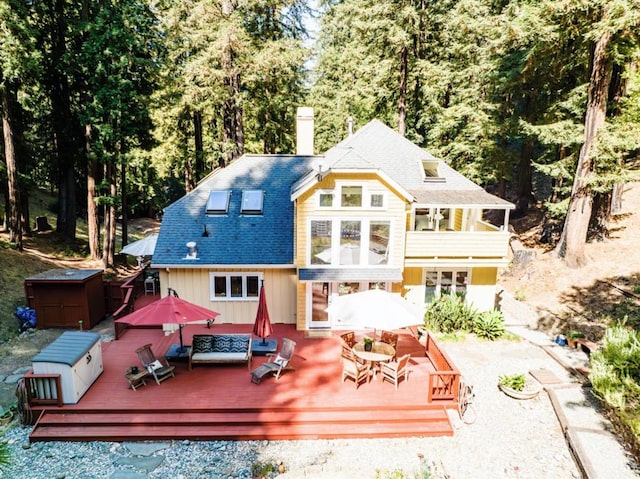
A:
188 333 252 370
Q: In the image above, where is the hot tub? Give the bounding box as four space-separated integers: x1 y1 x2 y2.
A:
32 331 103 405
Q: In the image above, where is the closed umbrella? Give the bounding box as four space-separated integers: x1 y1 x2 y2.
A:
115 293 220 352
252 282 277 355
325 289 424 334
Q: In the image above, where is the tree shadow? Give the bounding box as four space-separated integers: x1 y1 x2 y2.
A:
538 273 640 341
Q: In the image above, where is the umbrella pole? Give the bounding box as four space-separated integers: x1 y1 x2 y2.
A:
178 324 185 353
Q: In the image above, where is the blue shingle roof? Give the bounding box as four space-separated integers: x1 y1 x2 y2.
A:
152 155 319 267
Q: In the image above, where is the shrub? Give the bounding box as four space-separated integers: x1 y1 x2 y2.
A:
473 309 506 340
423 294 476 333
590 322 640 444
499 373 526 391
0 436 11 474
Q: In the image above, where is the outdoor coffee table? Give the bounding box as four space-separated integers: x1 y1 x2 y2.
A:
353 342 395 378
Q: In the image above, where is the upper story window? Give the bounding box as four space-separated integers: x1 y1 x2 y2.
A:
341 186 362 207
241 190 264 215
316 184 385 209
423 160 446 183
370 193 384 208
206 190 231 215
318 191 334 207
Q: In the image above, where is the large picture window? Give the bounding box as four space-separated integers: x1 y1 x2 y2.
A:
210 273 262 300
309 219 390 266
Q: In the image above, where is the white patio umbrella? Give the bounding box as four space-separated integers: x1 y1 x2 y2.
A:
325 289 424 333
120 233 158 257
315 244 385 265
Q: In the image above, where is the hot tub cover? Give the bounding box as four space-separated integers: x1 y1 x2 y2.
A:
32 331 101 366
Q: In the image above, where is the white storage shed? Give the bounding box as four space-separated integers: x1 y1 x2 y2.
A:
31 331 103 405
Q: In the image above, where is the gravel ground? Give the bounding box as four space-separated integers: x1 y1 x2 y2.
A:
1 336 587 479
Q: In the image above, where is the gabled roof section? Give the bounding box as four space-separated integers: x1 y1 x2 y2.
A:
153 155 319 267
291 119 512 207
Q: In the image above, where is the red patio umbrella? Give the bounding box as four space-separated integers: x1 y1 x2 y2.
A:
253 282 274 345
115 293 220 351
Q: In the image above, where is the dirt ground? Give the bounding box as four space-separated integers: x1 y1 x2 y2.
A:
0 218 160 410
1 185 639 410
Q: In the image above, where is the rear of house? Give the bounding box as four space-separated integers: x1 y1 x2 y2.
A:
152 108 513 332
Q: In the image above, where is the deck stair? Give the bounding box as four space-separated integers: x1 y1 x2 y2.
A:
29 405 453 442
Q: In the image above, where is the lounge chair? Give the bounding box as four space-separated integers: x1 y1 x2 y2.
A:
250 338 296 384
136 343 176 385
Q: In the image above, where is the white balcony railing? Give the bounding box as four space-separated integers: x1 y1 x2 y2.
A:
405 230 510 259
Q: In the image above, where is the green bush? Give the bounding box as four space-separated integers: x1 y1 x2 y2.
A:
473 309 506 340
590 322 640 442
423 294 476 333
0 436 11 474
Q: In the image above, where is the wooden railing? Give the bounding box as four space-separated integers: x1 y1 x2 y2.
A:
111 271 144 319
23 371 63 407
424 332 460 403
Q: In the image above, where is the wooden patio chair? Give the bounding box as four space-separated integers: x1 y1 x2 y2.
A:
250 338 297 384
341 355 370 389
339 331 361 361
136 343 176 385
379 330 399 360
381 353 411 389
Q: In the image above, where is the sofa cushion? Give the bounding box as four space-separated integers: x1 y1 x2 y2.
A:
191 352 248 362
213 335 249 353
192 335 214 353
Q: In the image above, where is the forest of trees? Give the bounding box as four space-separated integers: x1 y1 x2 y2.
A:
1 0 639 268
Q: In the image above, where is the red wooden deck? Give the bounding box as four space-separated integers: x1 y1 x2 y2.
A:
29 322 455 441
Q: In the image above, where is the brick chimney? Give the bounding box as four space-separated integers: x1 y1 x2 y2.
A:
296 107 314 155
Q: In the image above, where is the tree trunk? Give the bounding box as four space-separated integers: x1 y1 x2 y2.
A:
120 138 128 251
555 32 612 267
397 45 408 137
1 80 23 250
51 0 77 240
194 109 204 181
515 139 534 216
101 160 116 268
86 124 100 260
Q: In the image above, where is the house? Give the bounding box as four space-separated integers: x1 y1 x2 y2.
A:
152 108 514 331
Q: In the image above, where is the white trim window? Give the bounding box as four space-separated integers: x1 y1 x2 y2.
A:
316 183 386 210
423 268 469 303
317 190 334 208
210 272 263 301
309 219 390 266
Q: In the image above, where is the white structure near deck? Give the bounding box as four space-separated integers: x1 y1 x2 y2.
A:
31 331 103 404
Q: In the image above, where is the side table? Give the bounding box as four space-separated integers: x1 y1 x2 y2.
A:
125 367 147 391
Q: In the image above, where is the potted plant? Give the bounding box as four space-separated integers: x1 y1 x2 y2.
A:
498 373 540 400
566 330 586 349
0 410 13 426
363 337 374 352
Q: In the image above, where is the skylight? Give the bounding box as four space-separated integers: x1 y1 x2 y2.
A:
241 190 264 215
206 190 231 215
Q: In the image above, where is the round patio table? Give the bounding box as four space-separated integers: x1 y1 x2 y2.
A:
353 341 395 379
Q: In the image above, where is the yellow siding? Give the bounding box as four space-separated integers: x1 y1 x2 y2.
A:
470 267 497 285
295 174 408 268
402 267 423 287
158 268 297 325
